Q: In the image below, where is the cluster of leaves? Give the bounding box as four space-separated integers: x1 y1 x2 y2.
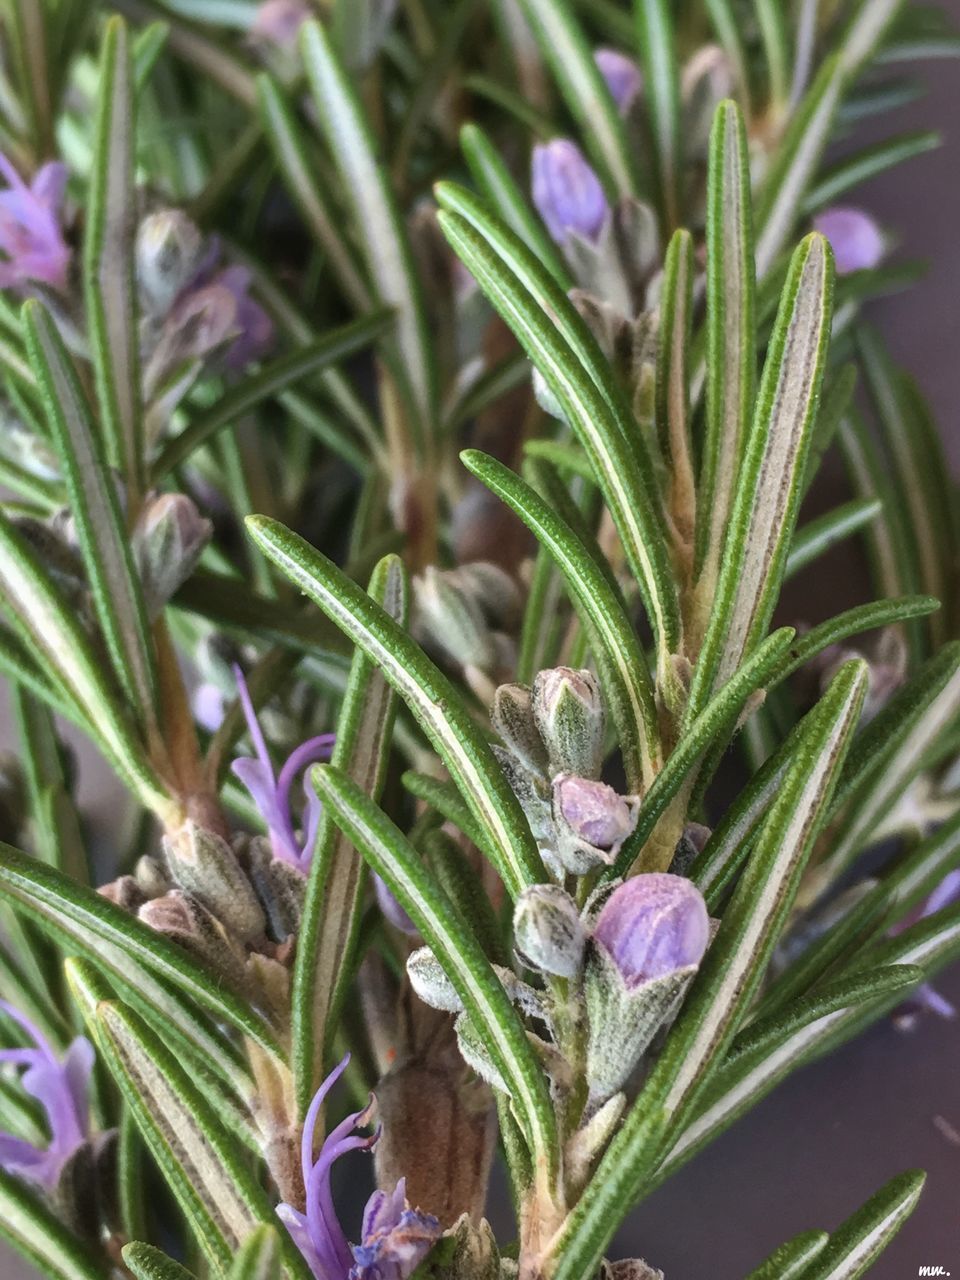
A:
0 2 958 1280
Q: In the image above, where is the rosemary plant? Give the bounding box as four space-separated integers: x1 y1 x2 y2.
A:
0 2 957 1279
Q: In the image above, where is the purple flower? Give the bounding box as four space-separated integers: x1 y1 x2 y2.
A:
0 1001 94 1191
592 873 710 989
555 776 635 853
594 48 643 111
230 666 335 871
251 0 312 49
0 155 71 292
532 141 609 246
812 207 884 275
277 1056 441 1280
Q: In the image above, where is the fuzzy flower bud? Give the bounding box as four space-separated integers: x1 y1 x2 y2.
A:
135 210 203 313
491 682 548 775
513 884 585 978
552 775 639 874
812 207 884 275
134 493 212 619
594 48 642 111
532 140 609 246
162 822 265 942
533 667 604 778
584 874 709 1099
251 0 312 50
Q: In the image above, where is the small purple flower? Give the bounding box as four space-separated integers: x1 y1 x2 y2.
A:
0 1001 94 1192
251 0 312 49
594 48 643 112
0 155 71 293
556 776 635 853
230 667 335 871
532 141 609 246
812 207 884 275
277 1056 441 1280
592 873 710 989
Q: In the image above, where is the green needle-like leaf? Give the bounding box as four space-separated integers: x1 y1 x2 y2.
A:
229 1226 283 1280
0 1167 103 1280
84 17 144 499
24 300 159 726
123 1244 199 1280
245 521 542 897
311 763 558 1176
292 556 406 1114
462 448 660 789
746 1232 830 1279
635 0 682 228
801 1170 925 1280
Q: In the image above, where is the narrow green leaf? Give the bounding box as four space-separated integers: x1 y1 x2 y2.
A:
229 1226 283 1280
82 993 298 1278
659 965 920 1183
688 234 833 719
462 448 660 789
245 522 542 898
152 311 390 479
744 1231 829 1280
257 75 371 311
703 0 750 109
695 100 756 587
0 842 280 1056
635 0 682 227
513 0 639 196
806 642 960 899
123 1243 199 1280
801 1170 925 1280
401 771 488 852
311 763 558 1175
785 499 882 580
0 508 169 813
460 123 570 289
804 130 941 211
301 20 436 443
0 1167 103 1280
754 0 790 109
879 809 960 927
24 301 159 725
434 192 680 663
292 556 406 1114
84 18 144 498
610 628 796 878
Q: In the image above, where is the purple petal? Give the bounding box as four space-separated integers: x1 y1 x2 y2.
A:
594 48 642 111
812 206 884 275
922 869 960 918
531 140 609 246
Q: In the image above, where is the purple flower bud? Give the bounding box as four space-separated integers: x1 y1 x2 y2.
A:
375 874 418 936
592 873 709 989
532 140 609 246
216 264 275 369
594 48 643 111
0 155 71 293
0 1001 94 1191
555 776 636 852
277 1055 441 1280
812 207 884 275
251 0 312 49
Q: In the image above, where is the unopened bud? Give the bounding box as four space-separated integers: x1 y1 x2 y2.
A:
138 890 247 987
552 775 639 874
407 947 464 1012
532 140 609 246
97 876 146 913
415 566 495 671
134 493 212 618
163 822 265 942
453 562 521 631
595 47 642 111
136 210 202 313
812 207 884 276
491 683 548 775
533 667 604 778
584 874 709 1099
513 884 585 978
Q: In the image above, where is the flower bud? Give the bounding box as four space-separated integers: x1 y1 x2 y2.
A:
584 874 709 1099
552 775 639 875
532 140 610 246
162 821 265 942
513 884 585 978
595 48 642 111
592 873 709 987
491 682 548 775
533 667 604 778
415 566 496 671
250 0 311 50
135 210 202 314
407 947 464 1013
133 493 212 618
812 207 884 275
138 890 247 988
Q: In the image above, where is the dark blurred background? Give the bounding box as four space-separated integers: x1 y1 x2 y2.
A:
2 3 958 1276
